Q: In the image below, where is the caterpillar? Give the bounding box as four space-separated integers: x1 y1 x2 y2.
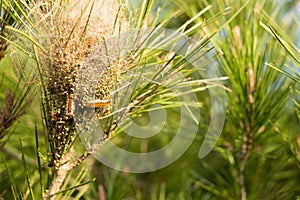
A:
85 99 112 108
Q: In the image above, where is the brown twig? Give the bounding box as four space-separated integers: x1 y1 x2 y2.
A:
238 64 255 200
44 131 113 200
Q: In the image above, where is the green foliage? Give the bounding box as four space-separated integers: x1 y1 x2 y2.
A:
171 0 300 199
0 0 299 199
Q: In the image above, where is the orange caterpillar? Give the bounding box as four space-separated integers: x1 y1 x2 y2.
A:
85 99 112 108
67 97 75 116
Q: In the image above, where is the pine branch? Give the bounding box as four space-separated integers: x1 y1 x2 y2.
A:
44 132 114 199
